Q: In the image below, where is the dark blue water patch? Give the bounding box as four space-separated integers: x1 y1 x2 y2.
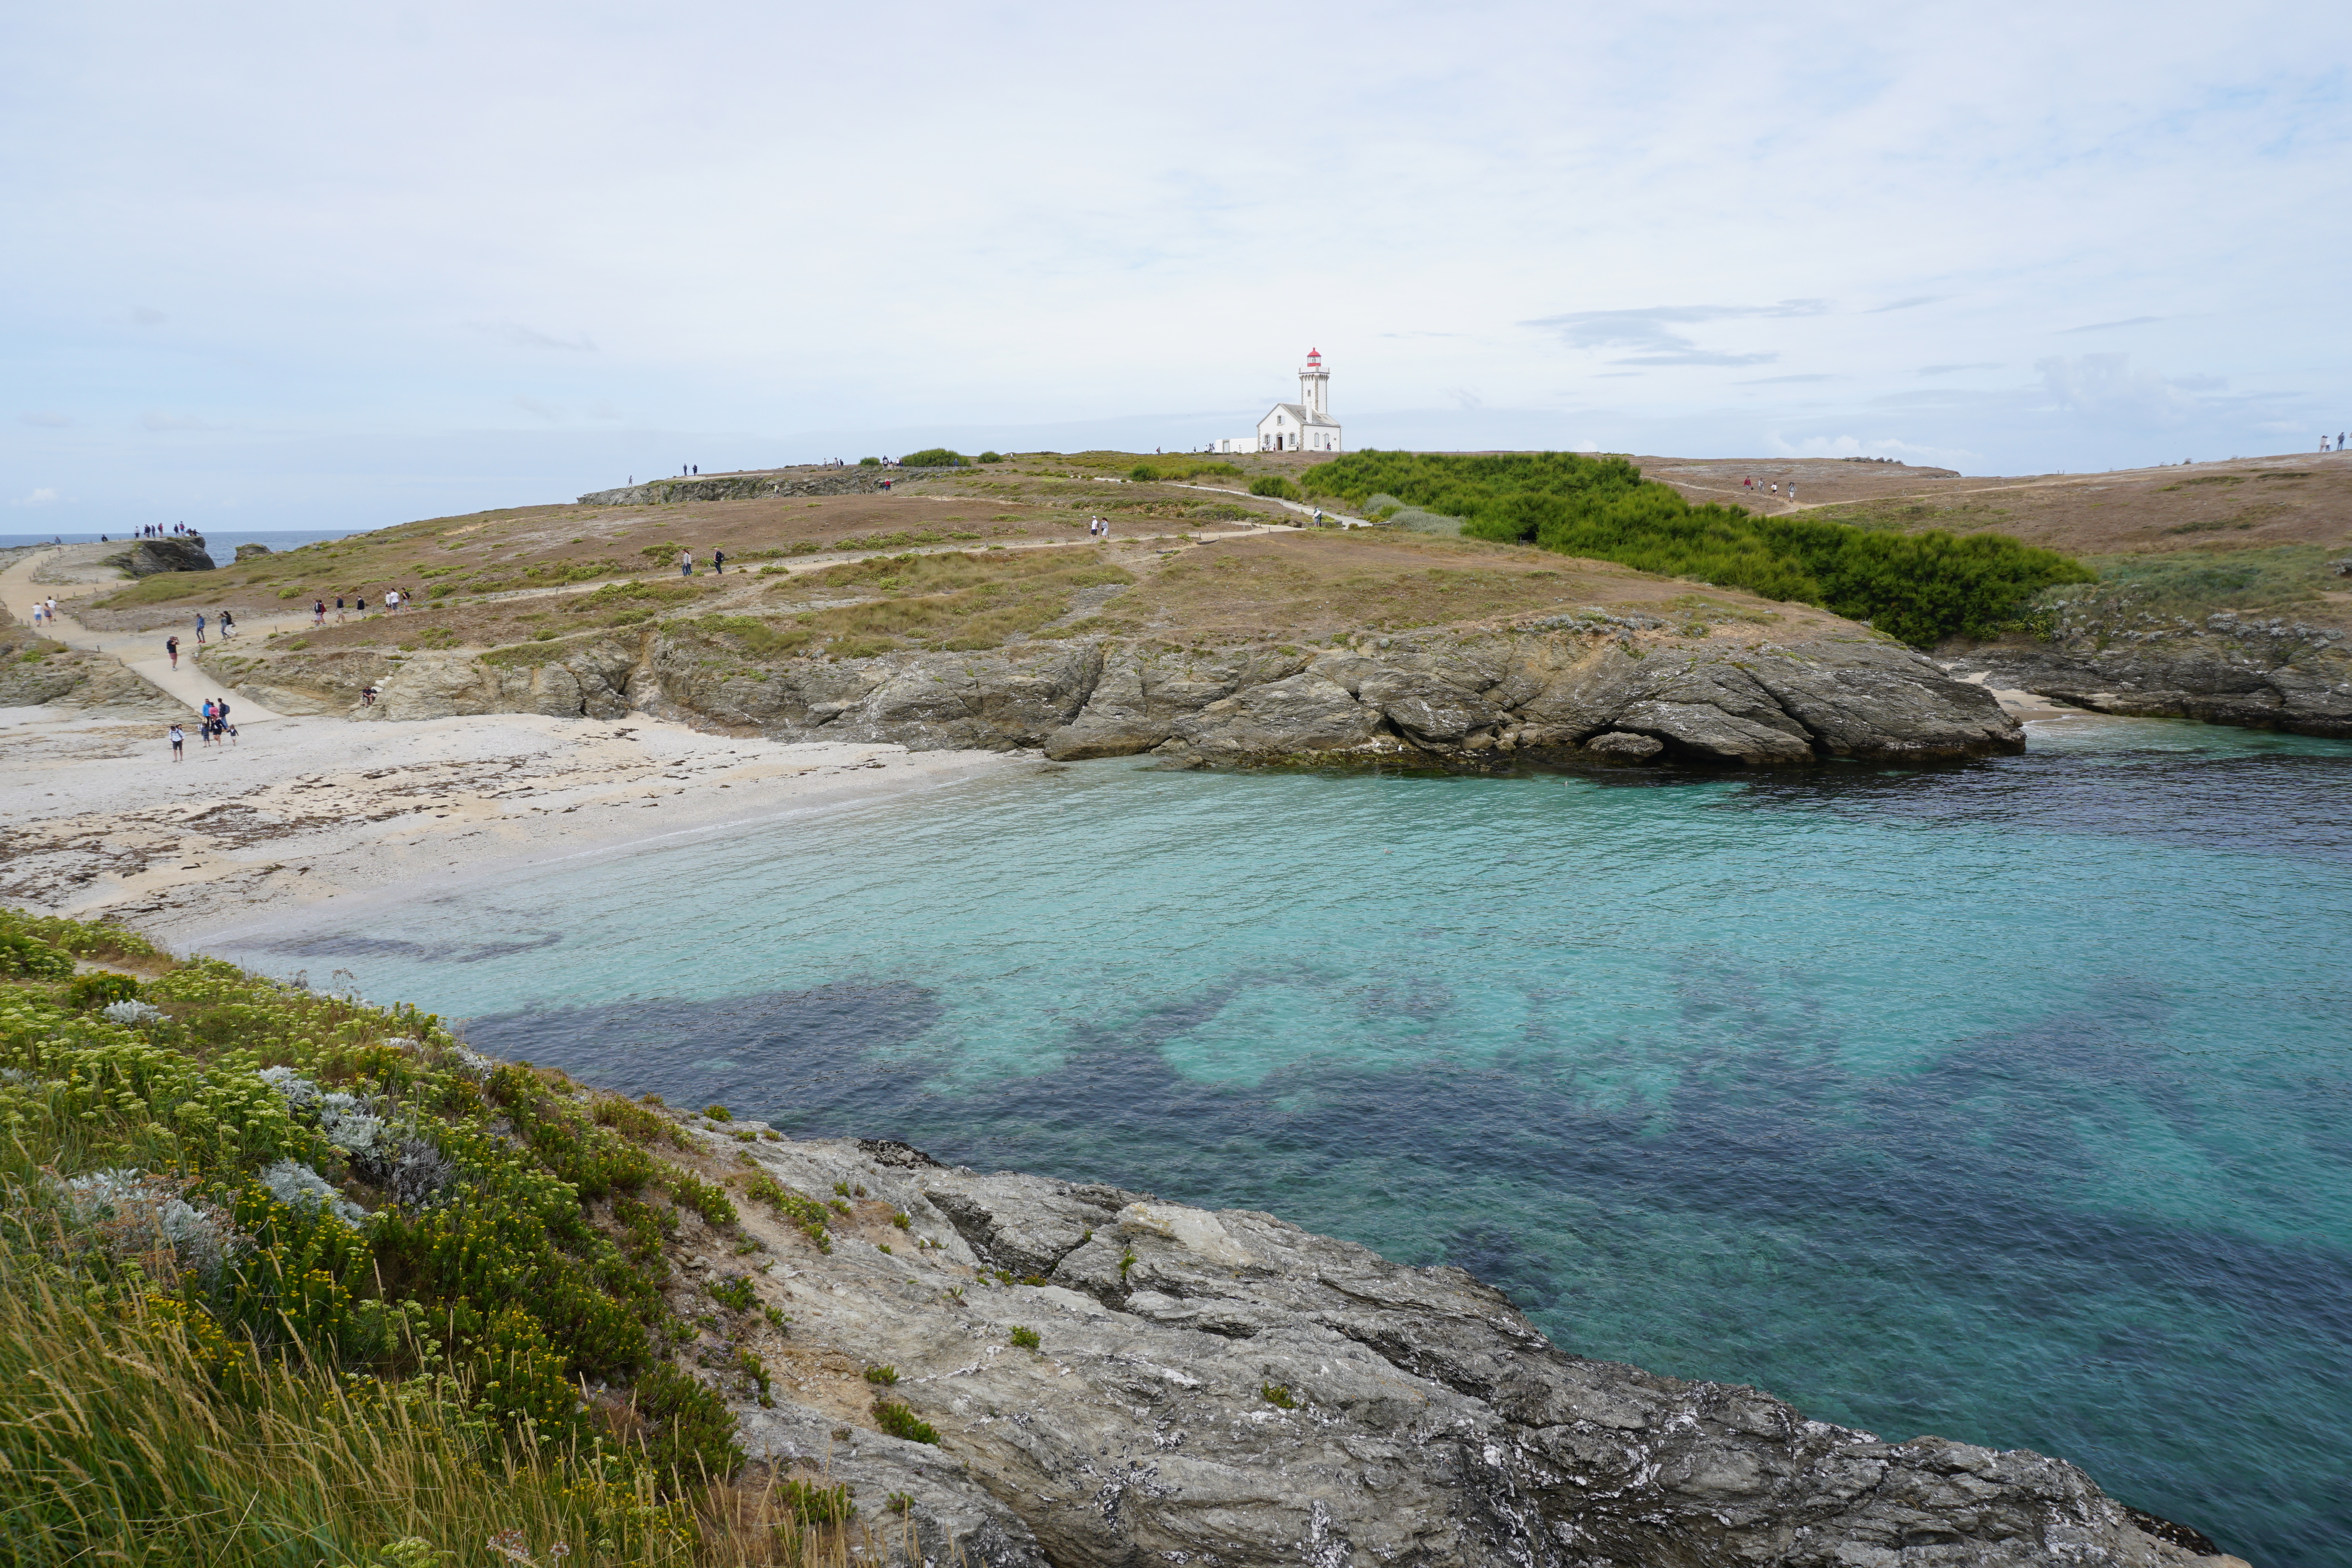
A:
1732 741 2352 865
460 960 2350 1565
465 981 946 1108
265 931 564 964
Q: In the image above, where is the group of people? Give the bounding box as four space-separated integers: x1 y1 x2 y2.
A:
677 549 727 575
2323 433 2348 453
133 523 191 538
27 594 58 630
1740 477 1799 502
165 697 236 759
1087 516 1113 539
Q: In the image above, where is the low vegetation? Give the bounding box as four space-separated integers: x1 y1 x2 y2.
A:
1303 451 2096 645
0 906 867 1567
2017 543 2350 644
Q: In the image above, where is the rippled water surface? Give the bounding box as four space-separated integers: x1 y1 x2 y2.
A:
208 716 2352 1566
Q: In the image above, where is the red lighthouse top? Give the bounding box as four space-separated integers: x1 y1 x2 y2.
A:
1306 348 1321 364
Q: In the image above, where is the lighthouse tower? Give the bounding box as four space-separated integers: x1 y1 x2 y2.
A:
1299 347 1329 419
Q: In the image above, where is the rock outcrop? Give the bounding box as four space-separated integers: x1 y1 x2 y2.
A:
218 627 2022 767
103 533 215 577
699 1128 2241 1568
1946 613 2352 737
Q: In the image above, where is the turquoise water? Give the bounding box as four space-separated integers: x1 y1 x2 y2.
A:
208 716 2352 1566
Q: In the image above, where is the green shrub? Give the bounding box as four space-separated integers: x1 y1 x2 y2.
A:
1301 450 2093 645
864 1363 898 1385
708 1275 756 1311
66 971 140 1009
742 1174 831 1252
1262 1382 1298 1409
781 1477 854 1524
900 447 966 468
1249 476 1299 500
0 931 72 980
702 1103 731 1122
978 451 1005 463
891 1211 911 1229
1008 1325 1039 1350
666 1171 737 1228
872 1399 940 1445
858 456 881 467
634 1363 744 1485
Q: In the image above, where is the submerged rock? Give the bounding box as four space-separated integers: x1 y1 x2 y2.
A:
713 1133 2241 1568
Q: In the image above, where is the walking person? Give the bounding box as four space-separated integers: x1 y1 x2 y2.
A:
46 596 58 622
218 698 236 746
313 599 326 626
193 611 208 644
336 596 347 623
1786 483 1797 503
168 723 184 761
712 549 726 574
355 596 366 615
219 609 235 639
680 549 693 577
385 589 399 614
166 635 180 670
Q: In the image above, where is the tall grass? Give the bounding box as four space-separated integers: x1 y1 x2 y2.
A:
0 1262 692 1567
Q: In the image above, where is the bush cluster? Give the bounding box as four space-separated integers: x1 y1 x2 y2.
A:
897 447 967 468
0 910 775 1563
1301 451 2094 645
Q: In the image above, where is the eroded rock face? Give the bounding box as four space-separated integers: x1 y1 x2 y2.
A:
716 1134 2239 1568
215 625 2023 766
1947 618 2352 737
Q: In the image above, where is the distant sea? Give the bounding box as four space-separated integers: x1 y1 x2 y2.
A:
0 527 359 558
197 716 2352 1567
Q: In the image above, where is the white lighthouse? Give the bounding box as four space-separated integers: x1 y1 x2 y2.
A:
1218 349 1344 454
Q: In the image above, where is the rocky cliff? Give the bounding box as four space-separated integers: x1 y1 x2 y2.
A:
215 622 2021 767
674 1122 2240 1567
1944 610 2352 737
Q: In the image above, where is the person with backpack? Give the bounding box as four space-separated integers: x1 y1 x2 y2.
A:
166 635 180 670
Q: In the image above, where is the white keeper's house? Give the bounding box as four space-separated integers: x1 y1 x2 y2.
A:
1217 349 1342 454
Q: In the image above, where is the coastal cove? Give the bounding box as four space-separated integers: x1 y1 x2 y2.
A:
189 716 2352 1567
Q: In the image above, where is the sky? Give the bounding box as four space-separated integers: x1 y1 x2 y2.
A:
5 0 2350 534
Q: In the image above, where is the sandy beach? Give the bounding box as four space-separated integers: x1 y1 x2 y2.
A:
0 704 1020 952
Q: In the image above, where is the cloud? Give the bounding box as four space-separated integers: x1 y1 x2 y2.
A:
589 400 624 420
469 321 597 352
1524 301 1823 366
1739 373 1839 385
1866 297 1939 313
141 411 225 431
1446 387 1484 410
129 305 167 326
1919 363 2003 375
11 488 62 506
2034 353 2206 426
2061 316 2161 333
512 394 566 421
18 411 71 427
